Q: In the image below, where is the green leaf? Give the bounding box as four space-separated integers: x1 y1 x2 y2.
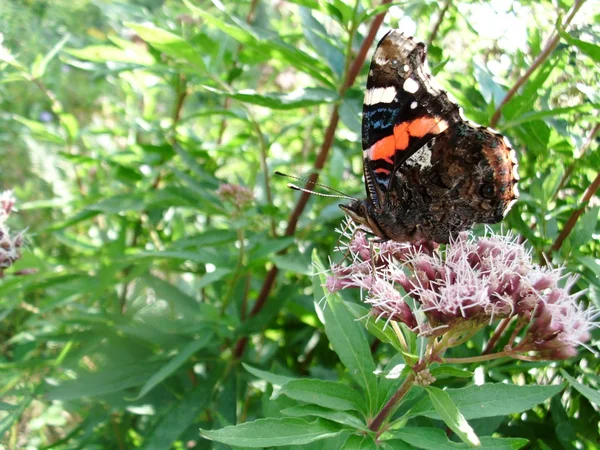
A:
46 362 165 401
568 206 599 250
202 85 337 110
279 379 365 412
406 383 564 420
243 363 297 387
389 427 528 450
249 236 295 260
133 334 213 400
64 45 155 65
0 397 32 436
13 115 65 144
561 370 600 406
430 366 474 379
281 405 366 429
125 22 206 71
142 378 216 450
184 0 335 87
31 33 70 79
426 386 480 446
559 30 600 63
341 434 379 449
345 302 406 354
200 417 344 447
197 268 232 289
313 252 378 414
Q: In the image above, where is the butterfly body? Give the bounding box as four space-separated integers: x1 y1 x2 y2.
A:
341 30 519 243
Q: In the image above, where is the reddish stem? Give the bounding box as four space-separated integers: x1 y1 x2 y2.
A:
550 170 600 253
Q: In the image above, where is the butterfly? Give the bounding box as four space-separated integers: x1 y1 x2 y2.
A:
340 30 519 243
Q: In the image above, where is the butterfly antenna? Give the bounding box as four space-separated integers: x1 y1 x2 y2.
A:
275 171 355 200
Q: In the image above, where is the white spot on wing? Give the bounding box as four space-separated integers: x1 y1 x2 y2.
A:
512 164 520 180
403 64 409 72
504 198 518 216
406 140 434 169
509 149 518 164
410 101 418 109
403 78 419 94
364 86 397 105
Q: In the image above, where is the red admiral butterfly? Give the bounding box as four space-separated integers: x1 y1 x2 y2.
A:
340 30 519 243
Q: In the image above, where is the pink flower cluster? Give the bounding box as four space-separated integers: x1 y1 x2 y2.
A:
327 220 598 360
217 183 254 209
0 190 24 269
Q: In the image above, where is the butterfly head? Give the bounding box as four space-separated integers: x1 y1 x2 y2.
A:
339 199 387 240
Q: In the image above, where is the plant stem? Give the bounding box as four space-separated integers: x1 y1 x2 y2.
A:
369 372 415 433
427 0 451 46
483 317 512 355
443 350 517 364
550 170 600 253
489 0 584 127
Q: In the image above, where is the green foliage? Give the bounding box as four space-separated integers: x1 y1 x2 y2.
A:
0 0 599 448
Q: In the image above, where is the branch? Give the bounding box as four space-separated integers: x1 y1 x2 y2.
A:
427 0 451 46
550 170 600 253
489 0 584 128
233 1 392 359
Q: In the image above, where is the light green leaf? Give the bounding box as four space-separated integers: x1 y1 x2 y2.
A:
125 22 206 71
561 370 600 406
202 85 337 110
133 334 213 400
185 0 335 87
341 434 379 449
31 33 70 79
389 427 528 450
559 30 600 63
200 417 344 447
64 45 155 65
279 379 365 412
426 386 480 446
406 383 564 420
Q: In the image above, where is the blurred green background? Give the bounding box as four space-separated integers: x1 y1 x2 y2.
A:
0 0 598 448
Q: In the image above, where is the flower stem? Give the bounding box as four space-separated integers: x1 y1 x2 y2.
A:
369 372 416 433
442 350 516 364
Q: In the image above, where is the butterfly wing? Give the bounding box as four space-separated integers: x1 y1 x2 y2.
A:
361 30 464 207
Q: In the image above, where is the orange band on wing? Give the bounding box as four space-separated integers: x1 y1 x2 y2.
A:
393 122 410 151
408 117 448 137
370 135 396 162
374 167 391 174
369 117 448 162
